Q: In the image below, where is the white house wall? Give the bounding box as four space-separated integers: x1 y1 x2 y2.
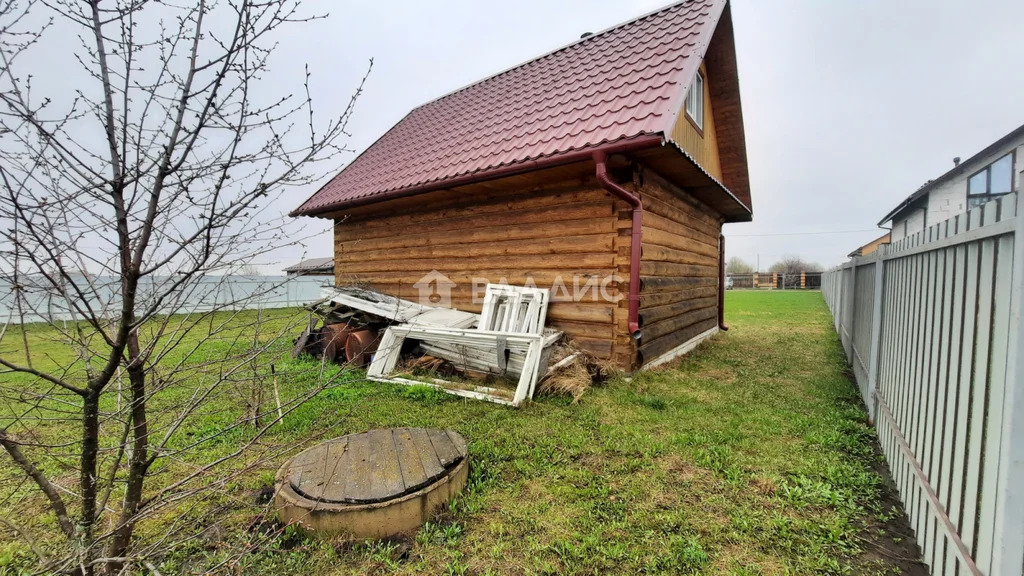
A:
889 136 1024 242
891 208 925 242
927 140 1024 225
926 177 966 227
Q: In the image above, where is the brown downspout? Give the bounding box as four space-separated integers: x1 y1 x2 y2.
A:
593 151 643 340
718 233 729 331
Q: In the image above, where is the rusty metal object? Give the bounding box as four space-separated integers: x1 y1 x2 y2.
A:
321 323 356 362
345 328 379 367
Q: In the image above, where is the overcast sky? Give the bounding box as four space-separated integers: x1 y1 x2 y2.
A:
20 0 998 274
273 0 1024 272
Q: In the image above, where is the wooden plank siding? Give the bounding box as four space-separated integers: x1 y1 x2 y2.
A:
333 179 632 363
636 170 723 365
669 63 723 182
331 163 725 370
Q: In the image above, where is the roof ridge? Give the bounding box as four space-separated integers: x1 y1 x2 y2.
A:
412 0 702 110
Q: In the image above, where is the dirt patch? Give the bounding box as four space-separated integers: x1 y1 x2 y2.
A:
850 437 929 575
712 545 786 575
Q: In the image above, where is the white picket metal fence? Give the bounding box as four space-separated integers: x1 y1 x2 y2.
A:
0 275 329 325
822 191 1024 575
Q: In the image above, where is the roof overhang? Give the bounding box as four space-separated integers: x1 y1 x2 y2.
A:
878 192 928 227
294 134 752 223
634 140 752 222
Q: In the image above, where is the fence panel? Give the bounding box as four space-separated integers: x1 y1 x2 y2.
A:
0 275 330 325
822 192 1024 576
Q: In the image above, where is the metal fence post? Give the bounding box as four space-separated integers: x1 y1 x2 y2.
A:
865 250 886 423
992 189 1024 575
845 262 857 362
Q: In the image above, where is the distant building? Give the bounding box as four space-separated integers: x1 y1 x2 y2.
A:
283 257 334 277
880 124 1023 241
848 233 890 258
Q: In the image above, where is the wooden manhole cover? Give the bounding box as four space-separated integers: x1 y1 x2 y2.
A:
285 428 467 505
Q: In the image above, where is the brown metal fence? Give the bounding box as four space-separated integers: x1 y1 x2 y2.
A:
726 272 822 290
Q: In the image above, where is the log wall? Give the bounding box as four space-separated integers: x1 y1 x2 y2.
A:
332 166 724 370
333 179 632 363
636 170 723 365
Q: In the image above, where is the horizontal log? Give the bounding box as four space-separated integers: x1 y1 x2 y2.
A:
337 253 615 274
640 260 717 278
547 303 616 323
641 212 719 251
336 200 614 241
341 185 607 228
639 296 718 327
339 270 619 288
640 244 719 267
640 286 718 309
547 319 614 340
337 218 615 253
641 179 722 229
641 227 719 258
640 306 717 343
637 318 718 365
570 336 612 359
640 275 717 293
337 234 613 263
643 196 721 240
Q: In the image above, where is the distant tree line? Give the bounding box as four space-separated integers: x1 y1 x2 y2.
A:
726 255 823 275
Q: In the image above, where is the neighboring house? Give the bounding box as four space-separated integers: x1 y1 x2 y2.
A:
292 0 752 370
283 257 334 277
880 124 1023 241
847 233 890 258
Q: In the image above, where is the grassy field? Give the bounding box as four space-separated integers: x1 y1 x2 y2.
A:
0 292 924 575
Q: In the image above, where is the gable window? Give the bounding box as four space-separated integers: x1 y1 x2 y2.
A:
685 71 704 131
967 152 1014 209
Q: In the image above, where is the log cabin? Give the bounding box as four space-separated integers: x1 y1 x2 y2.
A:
292 0 753 370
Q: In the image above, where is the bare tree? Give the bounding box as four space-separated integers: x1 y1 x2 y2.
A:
0 1 369 573
725 256 754 274
237 263 263 276
768 255 822 274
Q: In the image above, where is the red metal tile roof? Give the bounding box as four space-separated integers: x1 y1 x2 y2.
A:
295 0 727 216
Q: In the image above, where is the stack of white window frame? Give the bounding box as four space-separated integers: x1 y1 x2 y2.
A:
367 285 553 406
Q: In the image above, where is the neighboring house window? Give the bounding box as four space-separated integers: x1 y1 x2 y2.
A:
685 71 704 130
967 152 1015 209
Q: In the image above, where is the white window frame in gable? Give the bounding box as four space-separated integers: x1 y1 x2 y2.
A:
685 71 705 131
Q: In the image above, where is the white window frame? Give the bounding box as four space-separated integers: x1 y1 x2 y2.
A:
967 151 1016 209
685 71 705 131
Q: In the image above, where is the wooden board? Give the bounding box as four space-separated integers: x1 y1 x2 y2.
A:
286 429 467 504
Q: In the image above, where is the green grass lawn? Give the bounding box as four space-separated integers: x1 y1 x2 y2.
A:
0 292 920 575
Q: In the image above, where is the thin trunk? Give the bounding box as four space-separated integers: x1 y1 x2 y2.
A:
79 391 101 573
12 222 31 367
0 430 74 537
104 332 149 574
